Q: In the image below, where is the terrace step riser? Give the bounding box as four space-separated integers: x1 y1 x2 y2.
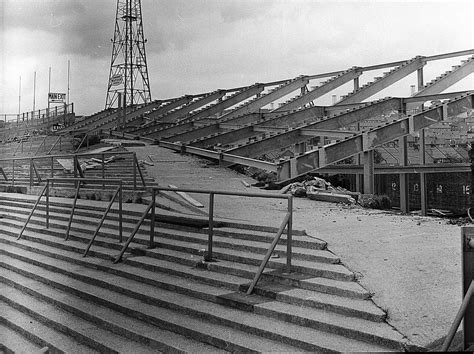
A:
0 285 114 353
0 269 293 352
0 205 330 262
0 216 330 268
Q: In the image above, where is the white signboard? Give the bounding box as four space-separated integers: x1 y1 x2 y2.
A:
48 92 66 103
110 74 123 86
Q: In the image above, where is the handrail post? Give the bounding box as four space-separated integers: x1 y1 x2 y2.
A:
119 182 123 243
205 192 215 262
134 153 146 188
286 195 293 273
247 212 291 295
46 180 49 228
101 153 105 188
65 182 81 241
17 183 48 240
11 160 15 186
50 156 54 178
83 185 121 257
29 158 33 187
442 280 474 351
132 153 137 190
149 188 155 248
114 200 153 263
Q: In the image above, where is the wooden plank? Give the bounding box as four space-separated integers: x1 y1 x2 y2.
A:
168 184 204 208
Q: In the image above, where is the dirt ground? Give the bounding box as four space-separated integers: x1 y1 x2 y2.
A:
130 145 468 348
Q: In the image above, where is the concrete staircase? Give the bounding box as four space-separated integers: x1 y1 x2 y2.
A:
0 192 411 352
0 147 155 193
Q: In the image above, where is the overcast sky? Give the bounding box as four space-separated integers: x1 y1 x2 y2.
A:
1 0 473 116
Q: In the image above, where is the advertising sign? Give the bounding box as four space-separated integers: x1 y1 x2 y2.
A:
110 74 123 86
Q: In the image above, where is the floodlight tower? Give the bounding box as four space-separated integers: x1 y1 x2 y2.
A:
105 0 151 109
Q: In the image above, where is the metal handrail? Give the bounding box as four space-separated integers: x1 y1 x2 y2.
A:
113 199 154 264
20 177 123 255
83 183 123 257
65 182 82 241
247 210 291 295
0 150 146 190
17 183 49 240
442 280 474 351
0 167 8 181
113 186 293 294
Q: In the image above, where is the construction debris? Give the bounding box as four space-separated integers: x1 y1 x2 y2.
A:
282 177 359 205
168 184 204 208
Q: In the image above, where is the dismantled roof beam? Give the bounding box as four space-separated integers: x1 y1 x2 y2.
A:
189 106 326 148
146 95 195 121
177 84 265 124
274 68 362 112
159 90 227 123
413 56 474 97
220 76 310 121
299 128 357 138
277 92 473 181
225 98 403 158
162 113 263 143
337 57 425 105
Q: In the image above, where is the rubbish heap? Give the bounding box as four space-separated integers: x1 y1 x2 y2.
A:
281 177 359 205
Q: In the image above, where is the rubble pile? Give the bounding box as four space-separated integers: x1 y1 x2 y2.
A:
281 177 359 205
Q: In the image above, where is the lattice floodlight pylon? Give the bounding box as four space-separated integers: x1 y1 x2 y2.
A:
105 0 151 109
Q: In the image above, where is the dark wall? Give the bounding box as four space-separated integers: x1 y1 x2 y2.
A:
376 172 471 213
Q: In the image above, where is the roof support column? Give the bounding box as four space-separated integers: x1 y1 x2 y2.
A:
363 150 374 194
399 136 409 213
417 68 427 216
462 226 474 350
353 77 360 91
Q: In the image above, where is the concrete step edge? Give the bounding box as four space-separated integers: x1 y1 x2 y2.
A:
0 265 305 352
1 241 382 323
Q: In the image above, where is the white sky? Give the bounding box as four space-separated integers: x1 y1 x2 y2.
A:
1 0 473 116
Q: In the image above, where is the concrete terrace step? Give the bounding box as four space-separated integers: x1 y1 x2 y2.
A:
1 281 160 354
0 212 353 281
1 238 384 323
0 226 387 327
0 208 368 299
0 252 401 352
0 262 225 353
0 322 45 354
0 258 317 353
0 300 99 354
0 201 331 263
0 197 326 254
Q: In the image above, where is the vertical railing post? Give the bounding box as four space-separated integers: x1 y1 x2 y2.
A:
50 156 54 178
119 182 123 243
65 182 81 241
101 153 105 185
286 195 293 272
462 226 474 349
206 192 215 262
46 180 50 228
149 188 155 248
29 158 33 187
12 160 15 186
132 153 137 190
73 155 78 188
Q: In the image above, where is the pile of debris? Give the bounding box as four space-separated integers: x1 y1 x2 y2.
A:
281 177 360 205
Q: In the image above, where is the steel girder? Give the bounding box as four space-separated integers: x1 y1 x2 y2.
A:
277 92 473 181
337 57 425 105
225 97 403 158
274 68 361 112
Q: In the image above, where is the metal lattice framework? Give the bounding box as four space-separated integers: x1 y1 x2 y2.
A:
105 0 151 109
